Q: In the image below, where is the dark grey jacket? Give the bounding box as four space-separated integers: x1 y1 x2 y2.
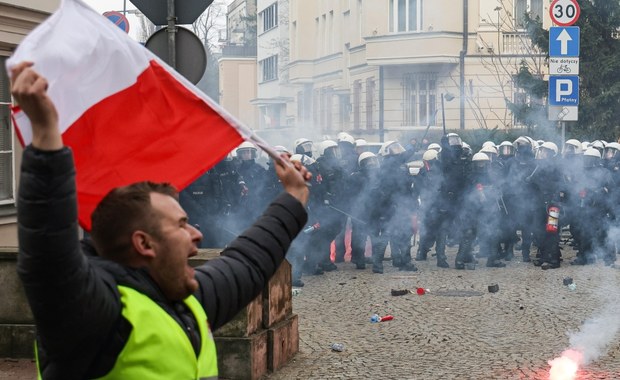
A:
17 146 307 379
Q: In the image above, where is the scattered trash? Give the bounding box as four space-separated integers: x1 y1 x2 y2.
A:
330 343 345 352
488 284 499 293
568 283 577 291
391 289 410 296
563 277 574 286
338 282 346 285
370 314 394 323
292 288 302 296
416 287 426 295
519 305 524 310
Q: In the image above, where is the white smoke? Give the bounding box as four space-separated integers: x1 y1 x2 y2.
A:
568 303 620 365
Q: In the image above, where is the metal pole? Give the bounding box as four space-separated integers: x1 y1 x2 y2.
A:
561 121 565 148
123 0 126 15
167 0 177 69
379 66 385 142
441 93 446 135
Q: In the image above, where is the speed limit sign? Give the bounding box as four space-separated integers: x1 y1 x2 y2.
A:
550 0 581 26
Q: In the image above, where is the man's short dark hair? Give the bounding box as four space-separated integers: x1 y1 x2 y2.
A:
90 181 178 262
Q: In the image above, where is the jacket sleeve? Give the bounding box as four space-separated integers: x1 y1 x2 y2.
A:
193 192 307 330
17 146 120 371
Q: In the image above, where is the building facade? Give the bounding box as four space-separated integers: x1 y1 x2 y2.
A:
252 0 294 131
0 0 59 247
219 0 259 130
283 0 551 142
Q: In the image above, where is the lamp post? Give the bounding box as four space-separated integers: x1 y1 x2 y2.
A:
441 92 455 135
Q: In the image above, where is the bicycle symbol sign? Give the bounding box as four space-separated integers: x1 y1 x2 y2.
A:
550 0 581 26
549 57 579 76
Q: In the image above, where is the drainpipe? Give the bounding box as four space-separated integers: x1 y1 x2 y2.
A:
459 0 468 130
379 66 385 142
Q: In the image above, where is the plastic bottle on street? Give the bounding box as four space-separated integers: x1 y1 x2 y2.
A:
370 314 394 323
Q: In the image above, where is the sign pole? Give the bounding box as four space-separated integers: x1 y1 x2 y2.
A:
561 120 565 147
167 0 177 69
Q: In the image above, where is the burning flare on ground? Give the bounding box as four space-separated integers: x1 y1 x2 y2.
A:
548 349 583 380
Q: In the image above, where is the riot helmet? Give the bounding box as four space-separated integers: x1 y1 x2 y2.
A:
355 139 369 154
603 142 620 161
583 148 602 168
482 141 496 149
591 140 605 156
337 132 355 145
274 145 290 155
498 141 514 158
480 145 498 162
294 138 314 157
427 143 442 152
472 152 490 175
422 149 439 162
422 149 439 171
236 142 258 161
446 133 463 147
514 136 535 158
358 152 380 171
535 142 558 160
290 154 316 167
378 141 406 156
562 139 582 157
462 142 473 158
318 140 341 160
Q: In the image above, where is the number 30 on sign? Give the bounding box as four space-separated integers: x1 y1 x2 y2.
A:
550 0 581 26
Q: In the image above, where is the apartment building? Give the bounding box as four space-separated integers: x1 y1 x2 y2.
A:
0 0 59 247
287 0 551 141
252 0 294 131
219 0 259 130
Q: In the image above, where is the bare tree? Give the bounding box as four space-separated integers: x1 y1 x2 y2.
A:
449 1 546 131
191 0 228 53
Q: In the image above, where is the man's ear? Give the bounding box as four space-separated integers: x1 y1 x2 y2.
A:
131 230 156 259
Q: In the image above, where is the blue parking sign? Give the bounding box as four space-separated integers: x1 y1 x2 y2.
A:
549 27 579 57
549 76 579 106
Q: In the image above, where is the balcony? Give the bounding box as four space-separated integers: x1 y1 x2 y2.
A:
221 44 257 57
364 31 464 66
502 32 541 55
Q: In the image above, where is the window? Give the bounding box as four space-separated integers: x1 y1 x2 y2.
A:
389 0 423 32
403 73 437 127
260 55 278 82
353 80 361 130
515 0 543 28
320 87 333 132
0 56 14 207
365 78 375 130
260 3 278 33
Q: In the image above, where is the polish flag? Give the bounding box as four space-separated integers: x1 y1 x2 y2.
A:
7 0 263 230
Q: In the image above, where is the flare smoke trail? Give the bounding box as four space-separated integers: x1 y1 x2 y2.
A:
549 296 620 379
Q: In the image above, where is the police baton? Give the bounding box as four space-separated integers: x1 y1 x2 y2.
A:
323 200 367 225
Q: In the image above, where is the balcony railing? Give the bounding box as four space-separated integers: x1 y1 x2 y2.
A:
221 44 257 57
502 31 541 55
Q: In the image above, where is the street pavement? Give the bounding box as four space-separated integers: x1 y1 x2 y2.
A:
267 242 620 380
2 241 620 380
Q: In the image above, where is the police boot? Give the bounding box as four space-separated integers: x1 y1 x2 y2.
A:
503 243 514 261
415 248 428 261
486 258 506 268
436 253 449 268
398 262 418 272
541 261 560 270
